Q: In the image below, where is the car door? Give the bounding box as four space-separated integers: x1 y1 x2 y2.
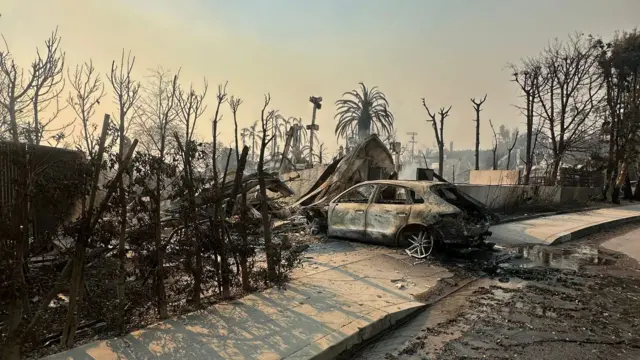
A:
365 185 412 245
328 183 376 240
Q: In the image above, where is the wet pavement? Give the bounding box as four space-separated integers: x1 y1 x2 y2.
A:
502 244 616 271
350 224 640 360
602 225 640 262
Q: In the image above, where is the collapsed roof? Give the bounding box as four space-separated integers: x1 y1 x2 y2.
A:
293 134 395 207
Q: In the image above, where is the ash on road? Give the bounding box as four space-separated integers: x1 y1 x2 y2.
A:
350 224 640 360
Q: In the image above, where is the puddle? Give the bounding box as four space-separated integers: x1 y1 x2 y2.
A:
503 244 615 271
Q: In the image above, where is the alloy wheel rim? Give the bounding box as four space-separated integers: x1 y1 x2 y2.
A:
405 230 434 259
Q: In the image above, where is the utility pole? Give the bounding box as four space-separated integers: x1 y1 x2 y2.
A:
391 141 402 172
308 96 322 168
407 132 418 162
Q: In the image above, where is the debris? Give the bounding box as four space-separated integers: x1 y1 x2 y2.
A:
396 283 405 289
293 135 395 207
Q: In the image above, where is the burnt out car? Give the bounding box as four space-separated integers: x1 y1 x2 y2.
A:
326 180 495 258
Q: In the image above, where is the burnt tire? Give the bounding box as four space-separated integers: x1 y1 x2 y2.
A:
399 226 436 259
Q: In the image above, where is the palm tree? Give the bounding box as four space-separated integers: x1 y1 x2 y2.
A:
271 114 285 159
277 117 293 151
317 143 326 164
301 141 324 165
335 82 394 142
249 121 259 162
289 117 308 163
240 128 250 148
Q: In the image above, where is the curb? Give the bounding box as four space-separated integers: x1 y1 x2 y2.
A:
497 205 610 225
327 277 480 360
547 214 640 245
297 304 424 360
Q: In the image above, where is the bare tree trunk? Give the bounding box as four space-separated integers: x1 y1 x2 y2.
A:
3 143 28 360
154 171 167 319
634 175 640 200
174 81 207 307
471 95 487 171
60 116 131 348
240 185 251 291
108 51 140 333
60 241 86 347
210 84 229 299
258 95 276 282
219 151 232 300
438 144 444 176
116 174 127 332
506 129 518 171
548 157 562 186
492 148 497 170
227 146 250 291
421 100 450 178
623 174 633 200
489 119 498 171
524 90 534 184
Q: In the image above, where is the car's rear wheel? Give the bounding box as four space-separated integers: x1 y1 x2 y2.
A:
400 227 435 259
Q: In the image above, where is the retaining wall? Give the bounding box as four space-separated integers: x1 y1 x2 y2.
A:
457 184 601 211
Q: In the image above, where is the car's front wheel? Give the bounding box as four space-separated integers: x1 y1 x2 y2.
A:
399 226 436 259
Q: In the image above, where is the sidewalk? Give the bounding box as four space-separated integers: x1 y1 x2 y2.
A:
44 242 451 360
489 204 640 246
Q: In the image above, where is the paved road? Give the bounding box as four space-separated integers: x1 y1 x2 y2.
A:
350 223 640 360
601 225 640 262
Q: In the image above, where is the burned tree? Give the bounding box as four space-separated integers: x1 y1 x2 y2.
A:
422 99 451 176
68 60 106 159
471 94 487 170
108 50 140 332
257 94 277 282
489 119 498 170
597 30 640 203
533 33 604 185
25 29 70 146
506 128 520 170
210 83 230 298
1 29 65 359
133 67 179 318
510 62 542 184
229 95 243 161
0 37 36 142
175 80 208 307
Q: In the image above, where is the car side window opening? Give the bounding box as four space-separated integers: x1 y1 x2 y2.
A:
437 188 458 202
337 184 375 203
434 187 479 213
374 185 409 205
409 189 425 204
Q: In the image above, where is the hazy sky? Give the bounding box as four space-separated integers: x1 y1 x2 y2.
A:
2 0 639 155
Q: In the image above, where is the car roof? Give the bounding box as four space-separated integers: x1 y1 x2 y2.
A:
356 180 450 190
